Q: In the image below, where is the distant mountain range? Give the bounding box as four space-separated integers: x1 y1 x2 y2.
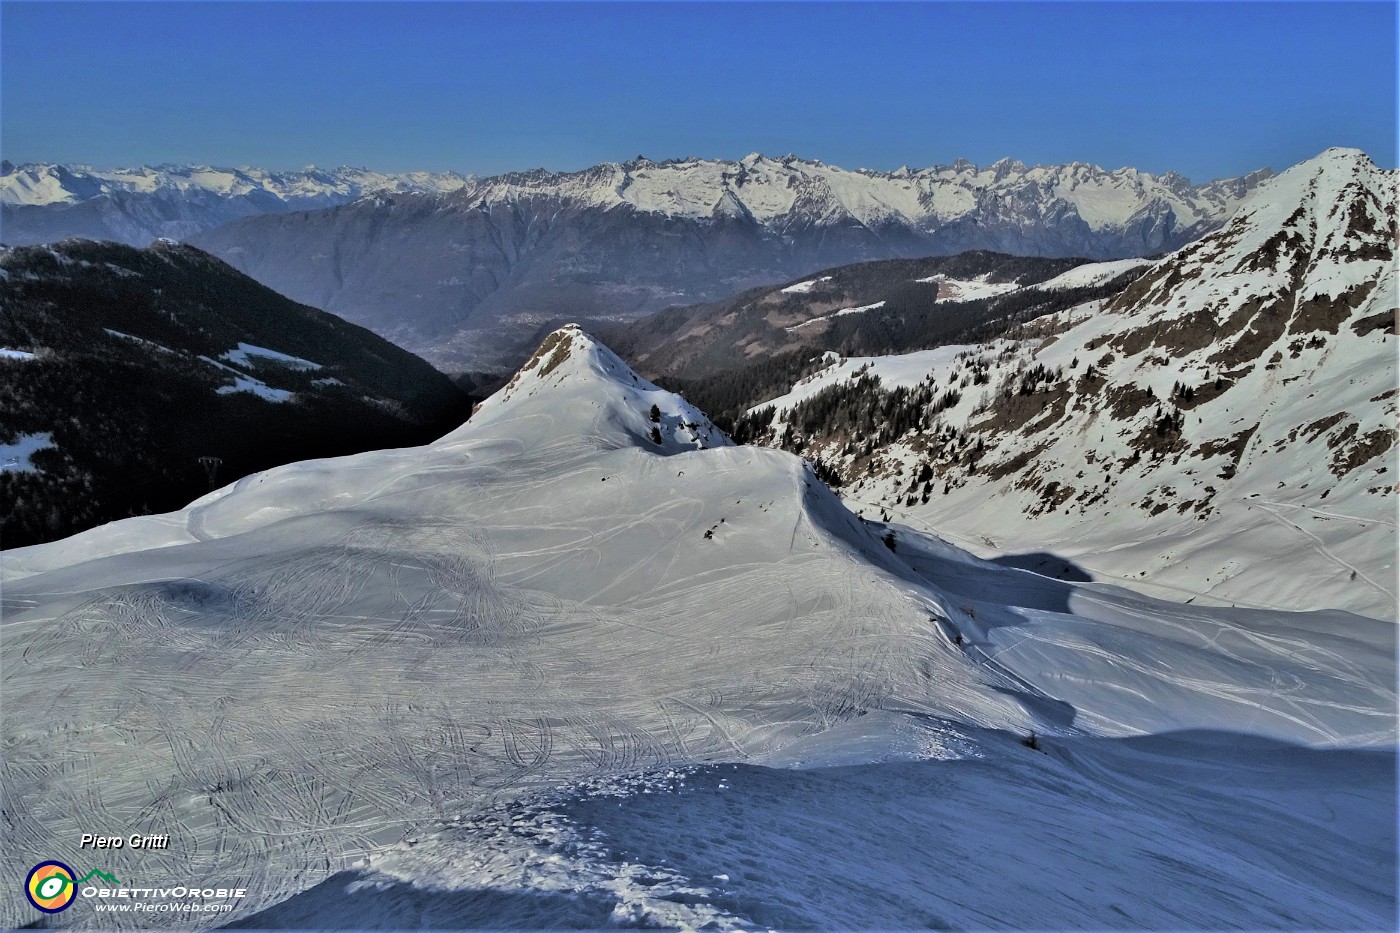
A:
736 148 1398 619
0 239 469 547
184 154 1272 370
3 153 1272 371
0 161 473 245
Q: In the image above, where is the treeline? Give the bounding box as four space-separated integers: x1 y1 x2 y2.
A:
608 251 1091 380
736 374 964 450
653 271 1142 428
817 274 1140 358
653 350 831 431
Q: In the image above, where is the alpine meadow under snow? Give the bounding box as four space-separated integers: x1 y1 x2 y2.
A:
2 322 1395 930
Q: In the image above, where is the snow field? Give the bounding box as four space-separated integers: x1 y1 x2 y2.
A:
1 325 1392 929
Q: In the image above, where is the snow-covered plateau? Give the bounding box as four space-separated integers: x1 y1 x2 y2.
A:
2 325 1393 931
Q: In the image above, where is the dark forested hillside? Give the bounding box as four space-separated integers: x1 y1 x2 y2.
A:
604 251 1137 381
0 239 471 547
627 252 1147 426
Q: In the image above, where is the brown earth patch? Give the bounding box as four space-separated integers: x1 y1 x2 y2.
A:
1194 426 1256 480
1341 185 1395 258
1127 417 1189 461
1289 280 1377 335
502 328 574 394
1107 306 1219 359
1330 427 1395 477
1235 214 1307 275
1302 412 1348 443
984 439 1051 482
1206 292 1292 370
1174 375 1234 410
1010 466 1077 515
1352 308 1398 337
973 384 1072 436
1106 383 1159 421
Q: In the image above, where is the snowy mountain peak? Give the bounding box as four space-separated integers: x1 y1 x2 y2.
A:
499 324 621 389
431 153 1269 241
0 161 474 208
744 147 1396 619
472 325 731 453
1104 146 1395 351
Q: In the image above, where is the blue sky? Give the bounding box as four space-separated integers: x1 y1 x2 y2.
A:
3 2 1395 181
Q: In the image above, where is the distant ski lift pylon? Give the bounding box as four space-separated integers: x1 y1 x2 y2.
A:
198 456 222 489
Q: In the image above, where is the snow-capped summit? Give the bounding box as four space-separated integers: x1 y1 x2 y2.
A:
745 148 1398 619
1105 146 1393 344
469 324 730 453
0 161 472 208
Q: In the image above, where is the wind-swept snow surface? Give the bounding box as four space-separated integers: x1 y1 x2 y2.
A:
2 326 1393 930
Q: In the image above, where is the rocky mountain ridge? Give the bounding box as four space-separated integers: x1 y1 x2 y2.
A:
739 148 1398 619
0 161 473 245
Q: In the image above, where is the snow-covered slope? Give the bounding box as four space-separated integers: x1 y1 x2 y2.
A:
1032 255 1158 290
0 161 472 246
748 148 1398 619
2 324 1393 929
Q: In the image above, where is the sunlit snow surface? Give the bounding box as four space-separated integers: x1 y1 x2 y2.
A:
780 275 833 295
1032 257 1157 290
914 272 1024 302
787 300 887 330
2 327 1393 930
